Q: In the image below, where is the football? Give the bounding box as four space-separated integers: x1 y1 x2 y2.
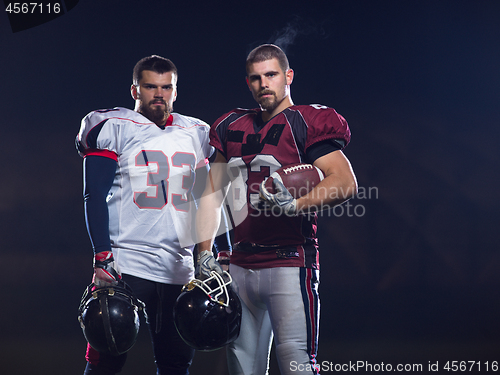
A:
264 163 324 199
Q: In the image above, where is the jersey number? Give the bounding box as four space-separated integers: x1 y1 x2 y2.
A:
227 155 281 211
134 150 196 211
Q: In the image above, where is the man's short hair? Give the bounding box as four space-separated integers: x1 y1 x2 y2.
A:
132 55 177 85
246 44 289 74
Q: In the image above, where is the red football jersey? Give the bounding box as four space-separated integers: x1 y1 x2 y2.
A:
210 105 350 269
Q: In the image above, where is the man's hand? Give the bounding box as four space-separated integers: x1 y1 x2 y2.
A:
196 250 223 280
93 251 121 287
217 250 231 272
259 179 298 216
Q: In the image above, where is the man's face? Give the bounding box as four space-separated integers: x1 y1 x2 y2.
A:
246 58 293 118
131 70 177 126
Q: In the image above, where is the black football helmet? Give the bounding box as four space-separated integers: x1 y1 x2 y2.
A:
173 271 242 351
78 281 146 356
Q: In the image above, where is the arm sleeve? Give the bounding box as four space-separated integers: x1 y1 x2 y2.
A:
83 155 117 255
306 139 342 164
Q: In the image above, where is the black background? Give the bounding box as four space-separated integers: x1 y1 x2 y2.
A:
1 1 499 374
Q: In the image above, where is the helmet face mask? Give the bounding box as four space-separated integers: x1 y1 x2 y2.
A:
186 271 232 306
78 281 145 356
173 271 242 351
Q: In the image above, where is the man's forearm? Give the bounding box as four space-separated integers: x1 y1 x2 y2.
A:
195 191 224 252
297 150 357 211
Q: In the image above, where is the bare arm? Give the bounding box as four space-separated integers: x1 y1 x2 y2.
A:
195 151 231 253
296 150 358 211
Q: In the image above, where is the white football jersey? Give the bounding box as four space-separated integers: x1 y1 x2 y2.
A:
77 107 214 284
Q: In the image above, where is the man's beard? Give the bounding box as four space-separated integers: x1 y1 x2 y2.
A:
257 90 283 113
138 100 172 125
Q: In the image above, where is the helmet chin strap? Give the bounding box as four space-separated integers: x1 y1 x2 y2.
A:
99 292 119 356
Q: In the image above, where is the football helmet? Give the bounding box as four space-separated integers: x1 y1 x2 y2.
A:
173 271 242 351
78 281 145 356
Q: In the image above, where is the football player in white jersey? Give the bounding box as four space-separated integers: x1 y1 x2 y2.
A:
76 55 230 375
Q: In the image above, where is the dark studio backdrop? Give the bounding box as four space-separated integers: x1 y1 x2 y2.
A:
1 0 499 374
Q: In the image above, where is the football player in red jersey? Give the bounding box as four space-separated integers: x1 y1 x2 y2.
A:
195 44 358 374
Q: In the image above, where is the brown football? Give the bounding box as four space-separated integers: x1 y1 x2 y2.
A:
264 163 324 199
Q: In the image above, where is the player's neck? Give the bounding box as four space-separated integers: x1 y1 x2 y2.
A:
155 115 169 128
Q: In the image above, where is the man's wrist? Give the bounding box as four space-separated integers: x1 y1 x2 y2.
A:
217 251 231 266
197 249 212 262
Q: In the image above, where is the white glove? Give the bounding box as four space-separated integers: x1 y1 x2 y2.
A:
196 250 224 280
259 179 298 216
